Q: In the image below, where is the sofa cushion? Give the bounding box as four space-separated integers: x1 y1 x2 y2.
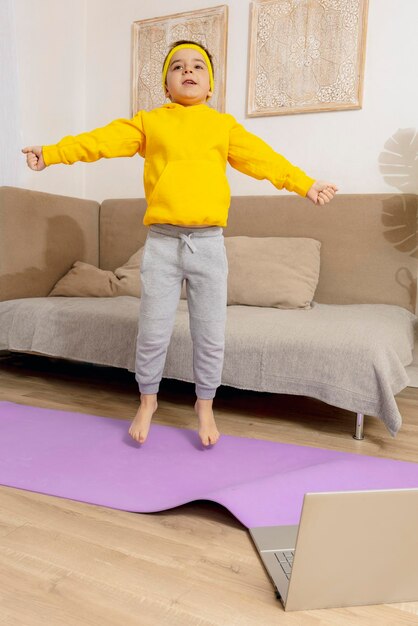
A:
48 246 188 299
49 248 144 297
0 296 415 436
223 236 320 309
48 236 321 309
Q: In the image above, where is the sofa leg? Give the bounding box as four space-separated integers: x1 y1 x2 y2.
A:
353 413 365 440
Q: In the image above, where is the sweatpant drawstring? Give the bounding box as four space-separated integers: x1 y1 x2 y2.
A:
179 233 197 253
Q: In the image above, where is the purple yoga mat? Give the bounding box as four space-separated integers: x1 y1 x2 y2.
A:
1 401 418 528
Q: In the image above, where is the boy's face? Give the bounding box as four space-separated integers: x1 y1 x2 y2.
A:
164 48 213 106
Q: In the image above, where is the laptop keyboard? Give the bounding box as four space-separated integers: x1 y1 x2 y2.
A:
274 550 294 579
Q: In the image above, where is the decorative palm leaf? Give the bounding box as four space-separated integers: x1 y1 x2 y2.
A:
379 129 418 259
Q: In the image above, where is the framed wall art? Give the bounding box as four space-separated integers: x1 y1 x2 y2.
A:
132 5 228 115
247 0 369 116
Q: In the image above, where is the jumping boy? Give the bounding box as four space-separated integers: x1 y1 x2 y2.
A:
22 40 338 447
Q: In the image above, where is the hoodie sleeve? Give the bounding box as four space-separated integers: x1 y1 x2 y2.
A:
227 115 315 197
42 111 147 166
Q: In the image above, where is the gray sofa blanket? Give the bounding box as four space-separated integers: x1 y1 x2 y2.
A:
0 296 415 436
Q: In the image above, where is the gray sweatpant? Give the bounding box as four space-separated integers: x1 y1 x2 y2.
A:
135 223 228 400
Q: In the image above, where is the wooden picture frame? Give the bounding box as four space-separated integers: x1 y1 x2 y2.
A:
132 5 228 115
247 0 369 117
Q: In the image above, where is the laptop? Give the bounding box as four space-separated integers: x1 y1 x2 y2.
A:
249 488 418 611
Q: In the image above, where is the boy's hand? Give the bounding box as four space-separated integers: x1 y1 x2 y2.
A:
306 180 338 205
21 146 46 171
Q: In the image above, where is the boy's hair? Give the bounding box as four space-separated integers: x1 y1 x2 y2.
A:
162 40 215 85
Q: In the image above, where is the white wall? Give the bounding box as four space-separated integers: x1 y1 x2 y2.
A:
14 0 86 197
1 0 22 187
14 0 418 202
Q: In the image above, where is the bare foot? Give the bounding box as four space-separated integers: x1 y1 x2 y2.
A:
194 399 220 446
129 396 158 443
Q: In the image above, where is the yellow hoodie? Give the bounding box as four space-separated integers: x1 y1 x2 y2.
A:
42 102 315 227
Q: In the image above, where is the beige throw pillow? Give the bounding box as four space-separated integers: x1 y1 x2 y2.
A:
224 236 321 309
48 248 144 297
49 236 321 309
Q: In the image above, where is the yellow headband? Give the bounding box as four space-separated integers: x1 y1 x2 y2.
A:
162 43 214 93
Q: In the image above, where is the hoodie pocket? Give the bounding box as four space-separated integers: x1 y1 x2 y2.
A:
148 159 230 216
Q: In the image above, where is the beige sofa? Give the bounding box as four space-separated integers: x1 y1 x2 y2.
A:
0 186 416 439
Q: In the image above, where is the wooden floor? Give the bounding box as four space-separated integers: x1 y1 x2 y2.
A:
1 351 418 625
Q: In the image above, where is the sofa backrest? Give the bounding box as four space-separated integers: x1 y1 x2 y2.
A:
1 187 416 312
0 186 100 301
100 193 417 312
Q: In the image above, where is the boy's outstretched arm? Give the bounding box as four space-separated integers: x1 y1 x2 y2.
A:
227 117 338 204
22 111 146 169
